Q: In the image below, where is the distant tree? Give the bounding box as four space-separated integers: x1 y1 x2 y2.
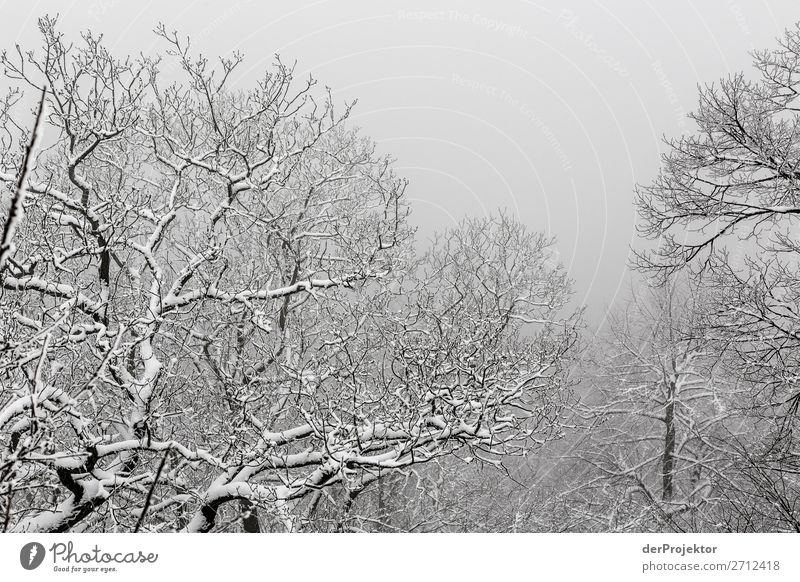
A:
567 280 740 531
0 17 579 532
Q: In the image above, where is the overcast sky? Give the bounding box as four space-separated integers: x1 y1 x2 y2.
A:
2 0 799 324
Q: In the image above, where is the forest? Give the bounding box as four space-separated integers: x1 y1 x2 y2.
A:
1 16 799 533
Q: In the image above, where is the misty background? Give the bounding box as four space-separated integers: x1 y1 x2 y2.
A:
2 0 799 324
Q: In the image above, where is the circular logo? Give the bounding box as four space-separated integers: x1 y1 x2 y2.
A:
20 542 46 570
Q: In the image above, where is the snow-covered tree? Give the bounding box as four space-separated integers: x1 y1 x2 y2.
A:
634 26 800 531
0 17 579 532
569 281 744 531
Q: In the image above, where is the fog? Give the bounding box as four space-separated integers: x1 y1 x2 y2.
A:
2 0 797 322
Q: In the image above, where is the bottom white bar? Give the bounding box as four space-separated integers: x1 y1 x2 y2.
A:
1 533 797 581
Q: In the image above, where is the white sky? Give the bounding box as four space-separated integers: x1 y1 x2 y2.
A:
2 0 798 324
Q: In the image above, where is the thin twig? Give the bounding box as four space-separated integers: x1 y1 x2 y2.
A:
2 482 12 533
0 87 47 272
134 446 172 533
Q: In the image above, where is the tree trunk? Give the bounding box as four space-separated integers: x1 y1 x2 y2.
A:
240 499 260 532
662 378 676 502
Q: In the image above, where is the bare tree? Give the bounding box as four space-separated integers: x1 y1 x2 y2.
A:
634 25 800 531
567 280 750 532
0 18 579 533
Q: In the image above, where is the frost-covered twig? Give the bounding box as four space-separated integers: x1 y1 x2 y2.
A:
0 88 46 272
